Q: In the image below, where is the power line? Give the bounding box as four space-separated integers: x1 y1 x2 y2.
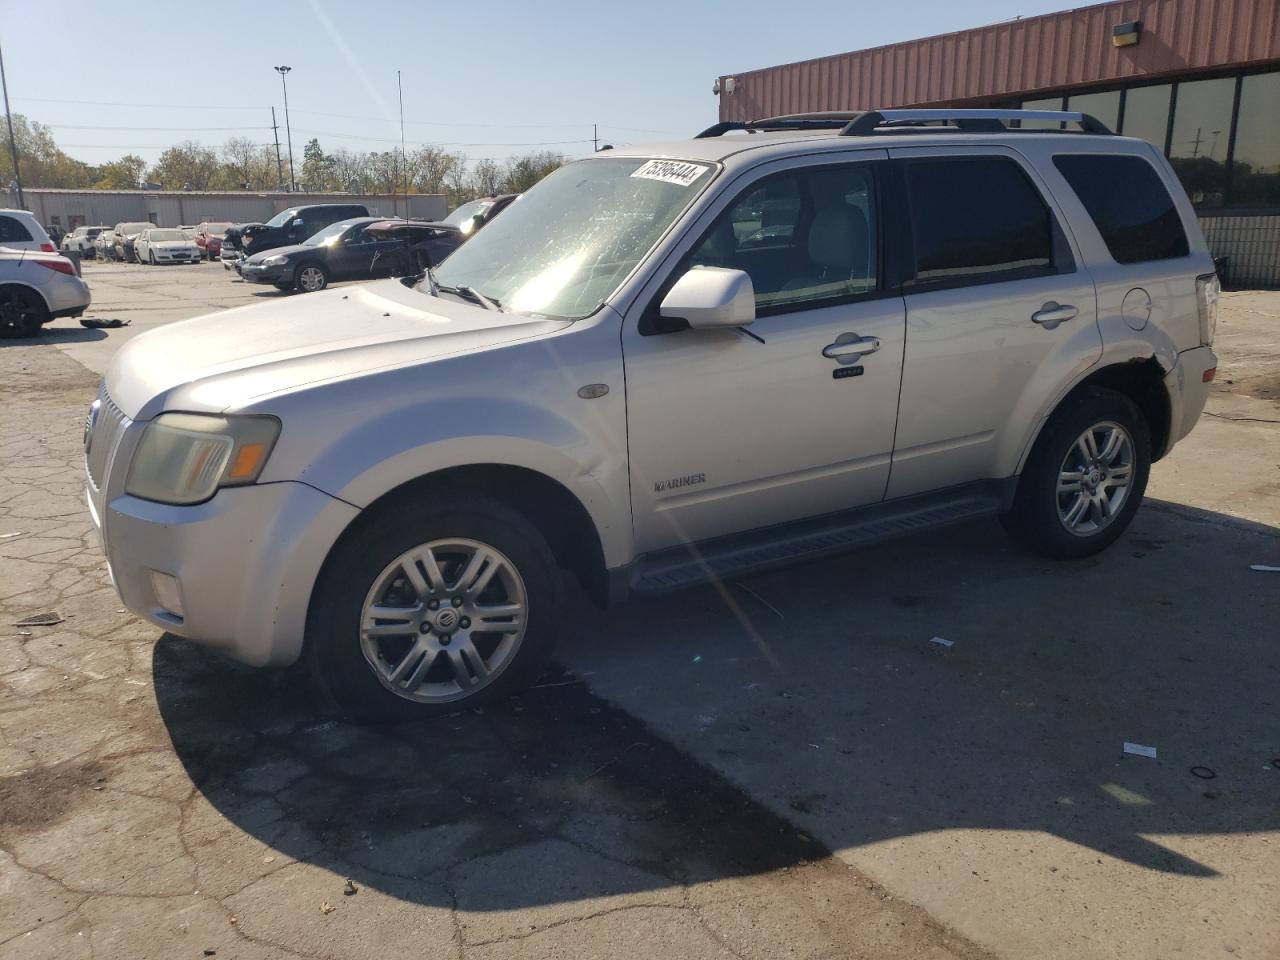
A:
13 95 677 133
45 123 272 132
292 127 591 148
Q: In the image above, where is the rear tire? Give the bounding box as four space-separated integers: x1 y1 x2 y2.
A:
0 286 49 338
1001 387 1150 559
305 494 562 721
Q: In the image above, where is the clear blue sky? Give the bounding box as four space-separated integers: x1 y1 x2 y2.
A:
4 0 1091 168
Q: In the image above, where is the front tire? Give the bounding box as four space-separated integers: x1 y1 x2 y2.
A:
294 262 328 293
1002 387 1150 559
305 494 563 720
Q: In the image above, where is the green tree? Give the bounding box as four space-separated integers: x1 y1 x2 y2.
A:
500 151 564 193
219 137 277 190
148 141 221 190
300 138 336 191
93 154 147 190
0 113 95 188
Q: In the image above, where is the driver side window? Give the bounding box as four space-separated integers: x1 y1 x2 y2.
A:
687 164 878 314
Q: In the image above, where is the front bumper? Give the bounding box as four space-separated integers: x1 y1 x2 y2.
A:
239 260 290 284
89 478 360 667
1163 345 1218 451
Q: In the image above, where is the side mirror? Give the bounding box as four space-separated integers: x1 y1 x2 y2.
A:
660 267 755 329
291 218 305 229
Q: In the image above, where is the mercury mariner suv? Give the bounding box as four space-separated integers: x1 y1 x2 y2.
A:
84 109 1219 718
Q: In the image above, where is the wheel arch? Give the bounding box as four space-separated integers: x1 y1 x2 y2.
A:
0 280 52 314
1018 357 1172 474
316 463 612 608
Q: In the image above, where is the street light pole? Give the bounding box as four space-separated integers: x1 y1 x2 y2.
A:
0 40 24 208
274 65 296 192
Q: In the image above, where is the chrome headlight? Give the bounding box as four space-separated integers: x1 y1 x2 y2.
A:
262 254 287 266
125 413 280 505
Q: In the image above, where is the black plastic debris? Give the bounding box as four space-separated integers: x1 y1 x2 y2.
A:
13 612 64 627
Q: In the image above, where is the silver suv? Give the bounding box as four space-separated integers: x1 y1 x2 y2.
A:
85 109 1219 718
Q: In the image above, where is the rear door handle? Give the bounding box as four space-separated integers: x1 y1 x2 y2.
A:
1031 301 1078 328
822 334 880 360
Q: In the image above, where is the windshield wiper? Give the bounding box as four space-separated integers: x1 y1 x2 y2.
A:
438 283 504 313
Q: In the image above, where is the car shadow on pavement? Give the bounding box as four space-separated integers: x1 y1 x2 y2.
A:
155 499 1280 910
0 327 108 348
153 639 828 912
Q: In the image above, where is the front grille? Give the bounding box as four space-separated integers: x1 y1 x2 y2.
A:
86 389 129 489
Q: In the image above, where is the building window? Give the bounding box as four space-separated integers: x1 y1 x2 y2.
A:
904 156 1057 288
1067 90 1121 133
1054 155 1189 264
1167 76 1235 208
1230 71 1280 208
1020 96 1065 129
1118 83 1171 148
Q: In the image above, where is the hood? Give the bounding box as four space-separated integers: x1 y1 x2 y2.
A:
246 241 314 263
155 240 197 249
105 279 570 419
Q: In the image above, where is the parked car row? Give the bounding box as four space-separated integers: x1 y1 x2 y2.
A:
224 196 517 292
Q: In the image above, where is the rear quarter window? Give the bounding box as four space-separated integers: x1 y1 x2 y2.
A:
1053 154 1189 264
0 216 33 243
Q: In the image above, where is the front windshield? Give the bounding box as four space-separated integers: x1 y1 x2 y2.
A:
264 208 297 228
149 229 184 242
432 158 715 319
303 220 356 246
442 200 489 228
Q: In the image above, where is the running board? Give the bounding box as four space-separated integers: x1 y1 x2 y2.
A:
629 484 1008 596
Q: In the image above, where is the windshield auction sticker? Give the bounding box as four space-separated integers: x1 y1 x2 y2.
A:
630 159 705 187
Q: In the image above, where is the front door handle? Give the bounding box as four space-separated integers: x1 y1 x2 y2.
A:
1031 301 1078 329
822 334 880 361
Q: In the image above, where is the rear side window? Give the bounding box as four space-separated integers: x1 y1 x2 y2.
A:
904 156 1057 287
1053 154 1189 264
0 216 33 243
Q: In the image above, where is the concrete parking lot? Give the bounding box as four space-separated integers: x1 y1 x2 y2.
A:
1 260 1277 960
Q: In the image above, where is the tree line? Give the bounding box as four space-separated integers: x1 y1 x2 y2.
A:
0 114 564 207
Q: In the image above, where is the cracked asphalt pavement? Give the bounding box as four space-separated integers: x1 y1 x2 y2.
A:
1 262 1277 959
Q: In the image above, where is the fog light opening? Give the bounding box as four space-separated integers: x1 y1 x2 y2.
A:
149 570 185 619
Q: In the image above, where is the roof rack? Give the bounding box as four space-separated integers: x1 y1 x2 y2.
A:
695 108 1113 138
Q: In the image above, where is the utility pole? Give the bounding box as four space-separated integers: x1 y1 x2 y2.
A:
397 69 407 217
271 107 284 189
0 39 23 208
274 65 296 192
592 122 599 152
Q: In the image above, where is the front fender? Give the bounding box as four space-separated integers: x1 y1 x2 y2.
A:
319 400 629 567
250 318 632 566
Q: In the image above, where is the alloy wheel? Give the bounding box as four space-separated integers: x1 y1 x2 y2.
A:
1056 420 1135 536
359 538 528 704
299 266 326 292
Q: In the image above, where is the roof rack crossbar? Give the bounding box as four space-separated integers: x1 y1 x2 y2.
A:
696 112 870 138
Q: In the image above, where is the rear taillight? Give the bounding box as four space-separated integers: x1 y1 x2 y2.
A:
1196 273 1220 346
36 258 76 276
39 242 55 253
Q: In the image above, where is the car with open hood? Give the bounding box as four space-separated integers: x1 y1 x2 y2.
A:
222 203 369 262
86 108 1219 719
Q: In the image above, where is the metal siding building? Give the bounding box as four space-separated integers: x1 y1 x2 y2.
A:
10 189 447 233
716 0 1280 285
